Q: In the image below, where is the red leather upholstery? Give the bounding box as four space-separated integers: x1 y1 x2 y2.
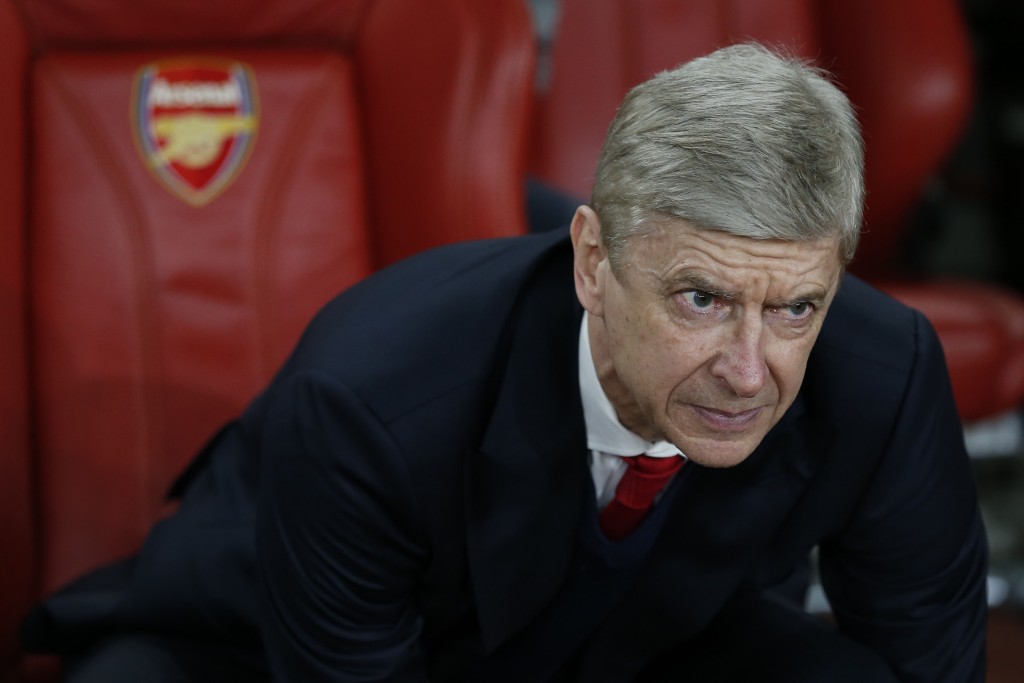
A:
0 0 33 670
882 280 1024 419
531 0 823 204
1 0 533 676
31 48 377 592
817 0 975 276
531 0 1024 422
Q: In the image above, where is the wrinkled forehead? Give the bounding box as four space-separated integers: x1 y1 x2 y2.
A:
617 221 845 293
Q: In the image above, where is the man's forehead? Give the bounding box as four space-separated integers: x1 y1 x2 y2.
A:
613 227 842 307
621 221 844 273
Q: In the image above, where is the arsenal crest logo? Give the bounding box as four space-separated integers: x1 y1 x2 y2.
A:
132 58 259 206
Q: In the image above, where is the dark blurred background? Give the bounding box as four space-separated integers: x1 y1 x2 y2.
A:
904 0 1024 616
956 2 1024 675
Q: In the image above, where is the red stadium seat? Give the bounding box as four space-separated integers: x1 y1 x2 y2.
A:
0 0 533 677
530 0 1024 424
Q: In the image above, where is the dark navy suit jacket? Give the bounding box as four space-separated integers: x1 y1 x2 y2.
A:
25 230 988 681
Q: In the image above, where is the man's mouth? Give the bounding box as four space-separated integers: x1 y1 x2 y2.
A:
692 405 763 431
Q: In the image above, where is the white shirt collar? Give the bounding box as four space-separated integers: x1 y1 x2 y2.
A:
578 312 684 459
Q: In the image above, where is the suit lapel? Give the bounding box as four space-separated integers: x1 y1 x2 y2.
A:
463 246 589 652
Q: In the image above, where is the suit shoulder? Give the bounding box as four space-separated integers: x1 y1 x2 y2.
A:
815 274 924 370
272 231 574 418
805 274 940 423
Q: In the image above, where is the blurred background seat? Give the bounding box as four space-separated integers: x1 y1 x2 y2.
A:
527 0 1024 429
0 0 533 678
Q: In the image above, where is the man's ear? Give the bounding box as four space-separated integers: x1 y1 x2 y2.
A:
570 205 608 316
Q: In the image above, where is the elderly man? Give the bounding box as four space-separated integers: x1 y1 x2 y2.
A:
26 43 987 682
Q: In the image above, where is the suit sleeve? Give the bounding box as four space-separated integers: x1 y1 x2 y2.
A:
255 370 430 681
819 311 989 682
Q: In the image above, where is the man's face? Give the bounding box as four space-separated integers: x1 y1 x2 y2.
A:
572 207 843 468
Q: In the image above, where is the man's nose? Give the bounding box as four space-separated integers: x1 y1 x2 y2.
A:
709 315 767 398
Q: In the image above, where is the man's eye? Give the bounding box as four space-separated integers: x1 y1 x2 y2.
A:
785 301 813 318
684 290 715 309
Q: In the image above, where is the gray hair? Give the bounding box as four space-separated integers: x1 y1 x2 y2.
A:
591 43 864 267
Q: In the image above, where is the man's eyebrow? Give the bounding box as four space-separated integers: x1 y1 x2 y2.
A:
668 271 832 307
667 272 739 299
766 286 830 308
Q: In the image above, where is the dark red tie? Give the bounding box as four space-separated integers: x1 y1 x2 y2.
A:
598 454 684 541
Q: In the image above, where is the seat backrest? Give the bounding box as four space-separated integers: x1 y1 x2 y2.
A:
530 0 973 275
814 1 973 276
30 46 375 593
1 0 533 669
0 0 32 667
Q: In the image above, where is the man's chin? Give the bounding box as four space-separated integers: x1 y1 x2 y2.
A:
685 448 756 469
664 406 777 468
671 432 765 469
